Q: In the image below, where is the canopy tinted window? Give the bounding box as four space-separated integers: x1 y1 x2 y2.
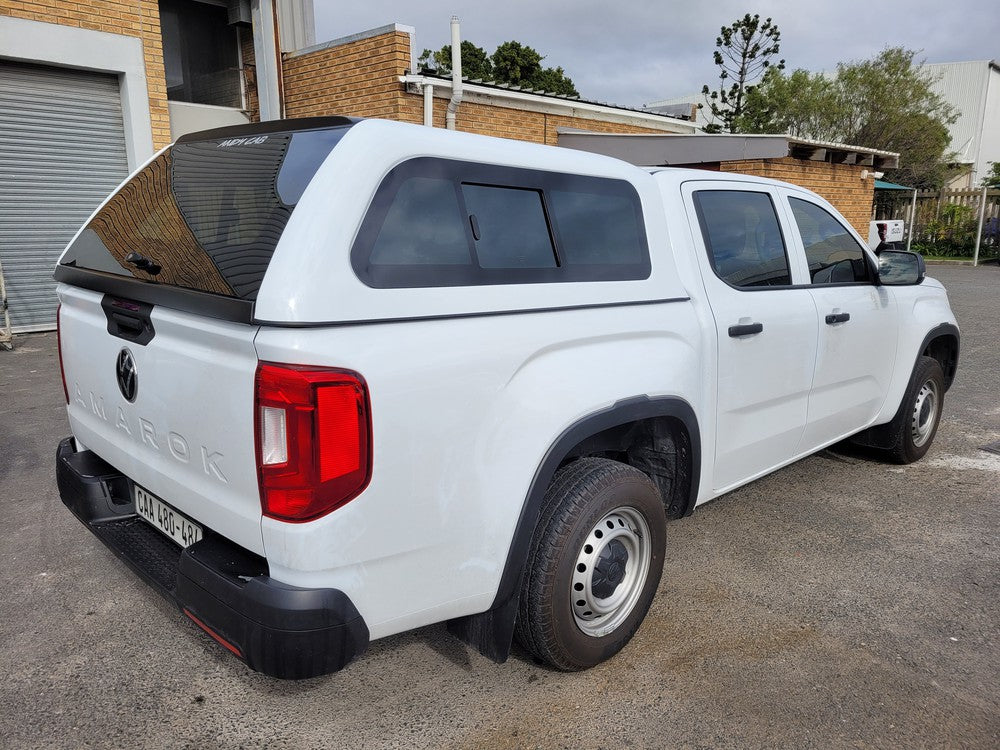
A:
60 125 352 300
352 157 650 288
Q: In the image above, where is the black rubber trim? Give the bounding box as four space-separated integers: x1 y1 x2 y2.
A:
253 296 690 328
175 116 359 143
917 322 960 391
728 322 763 337
55 266 254 324
447 395 700 663
56 437 369 678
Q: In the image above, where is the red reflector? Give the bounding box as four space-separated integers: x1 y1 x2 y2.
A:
254 363 371 522
317 385 361 481
183 609 243 658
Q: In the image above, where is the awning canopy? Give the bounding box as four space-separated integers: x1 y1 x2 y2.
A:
555 131 900 169
874 179 912 190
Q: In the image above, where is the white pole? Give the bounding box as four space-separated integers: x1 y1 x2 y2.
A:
445 17 463 130
973 185 987 267
423 83 434 127
906 188 917 252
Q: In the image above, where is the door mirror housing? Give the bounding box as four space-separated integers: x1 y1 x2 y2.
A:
877 250 925 285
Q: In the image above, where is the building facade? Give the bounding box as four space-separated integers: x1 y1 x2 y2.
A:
0 0 313 331
0 2 886 333
923 60 1000 189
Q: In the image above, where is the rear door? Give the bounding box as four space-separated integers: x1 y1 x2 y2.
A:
684 182 818 491
780 193 898 449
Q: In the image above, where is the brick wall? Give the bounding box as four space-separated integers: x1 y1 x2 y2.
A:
282 30 411 120
720 157 874 235
0 0 171 149
395 95 666 144
283 29 672 144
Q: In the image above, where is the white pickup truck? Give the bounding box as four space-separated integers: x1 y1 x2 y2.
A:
55 117 959 678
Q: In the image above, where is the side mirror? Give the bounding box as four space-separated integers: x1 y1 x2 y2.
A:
877 250 925 286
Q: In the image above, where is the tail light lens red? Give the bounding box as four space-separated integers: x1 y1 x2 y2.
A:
56 303 69 404
254 363 371 522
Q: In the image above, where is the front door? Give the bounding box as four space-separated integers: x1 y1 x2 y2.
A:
782 194 899 449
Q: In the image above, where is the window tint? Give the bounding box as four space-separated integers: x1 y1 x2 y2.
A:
352 158 651 288
693 191 791 288
789 198 872 284
60 124 354 300
461 185 556 268
370 177 470 266
548 190 643 265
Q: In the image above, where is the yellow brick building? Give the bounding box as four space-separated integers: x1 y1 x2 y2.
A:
0 3 893 332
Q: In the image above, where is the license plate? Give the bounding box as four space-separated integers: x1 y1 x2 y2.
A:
134 485 203 548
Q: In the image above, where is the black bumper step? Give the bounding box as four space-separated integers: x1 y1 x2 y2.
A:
56 437 369 678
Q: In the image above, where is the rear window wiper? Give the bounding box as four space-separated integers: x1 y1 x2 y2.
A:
125 252 162 276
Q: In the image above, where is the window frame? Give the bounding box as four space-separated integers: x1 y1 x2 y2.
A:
785 195 877 287
159 0 244 109
691 188 795 292
350 157 651 289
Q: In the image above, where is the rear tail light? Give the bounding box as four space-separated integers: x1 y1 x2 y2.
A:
56 303 69 404
254 363 371 522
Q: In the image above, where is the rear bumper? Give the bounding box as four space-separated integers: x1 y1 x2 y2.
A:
56 437 369 679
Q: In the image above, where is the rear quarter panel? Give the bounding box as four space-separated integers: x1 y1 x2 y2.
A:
254 303 703 639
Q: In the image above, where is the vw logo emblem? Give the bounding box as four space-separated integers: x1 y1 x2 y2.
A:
116 348 138 402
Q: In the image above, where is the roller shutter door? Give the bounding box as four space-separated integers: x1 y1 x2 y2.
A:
0 61 130 332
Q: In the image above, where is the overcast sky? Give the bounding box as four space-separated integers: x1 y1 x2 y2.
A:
313 0 1000 107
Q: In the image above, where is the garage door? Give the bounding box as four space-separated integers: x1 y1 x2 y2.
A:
0 61 130 332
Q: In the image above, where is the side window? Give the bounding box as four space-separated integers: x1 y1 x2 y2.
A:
352 158 651 288
692 190 791 288
548 190 643 265
460 185 556 268
788 198 872 284
369 177 470 266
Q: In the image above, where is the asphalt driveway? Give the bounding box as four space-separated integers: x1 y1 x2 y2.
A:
0 264 997 749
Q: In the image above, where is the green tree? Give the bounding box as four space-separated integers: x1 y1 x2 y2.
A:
981 162 1000 187
418 40 493 80
737 67 840 136
418 39 578 97
738 48 957 189
701 13 784 133
491 41 578 96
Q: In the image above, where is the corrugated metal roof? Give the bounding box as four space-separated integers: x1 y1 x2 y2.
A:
417 73 695 122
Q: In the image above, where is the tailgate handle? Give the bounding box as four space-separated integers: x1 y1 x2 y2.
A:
101 296 155 345
112 313 143 335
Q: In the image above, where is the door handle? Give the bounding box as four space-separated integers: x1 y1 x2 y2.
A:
728 322 764 337
825 312 851 325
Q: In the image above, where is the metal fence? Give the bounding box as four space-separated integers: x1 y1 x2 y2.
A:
876 188 1000 261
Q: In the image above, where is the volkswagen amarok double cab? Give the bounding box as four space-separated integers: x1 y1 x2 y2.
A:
55 117 959 678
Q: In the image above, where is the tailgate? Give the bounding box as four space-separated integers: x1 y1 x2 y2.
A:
59 284 264 555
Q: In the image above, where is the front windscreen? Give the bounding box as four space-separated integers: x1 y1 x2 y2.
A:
60 125 351 300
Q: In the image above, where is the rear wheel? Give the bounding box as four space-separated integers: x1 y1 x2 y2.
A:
515 457 666 671
886 356 945 463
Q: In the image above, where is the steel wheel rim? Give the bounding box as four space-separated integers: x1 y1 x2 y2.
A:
571 506 652 638
911 379 939 448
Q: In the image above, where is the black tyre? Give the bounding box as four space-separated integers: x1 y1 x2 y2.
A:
515 457 666 671
886 355 945 464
